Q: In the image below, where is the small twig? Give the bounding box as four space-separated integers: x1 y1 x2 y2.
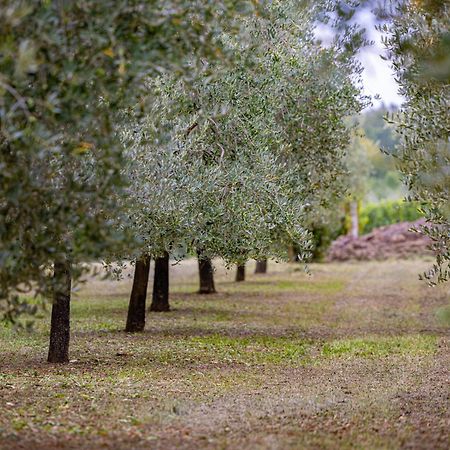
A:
0 81 31 118
184 122 198 138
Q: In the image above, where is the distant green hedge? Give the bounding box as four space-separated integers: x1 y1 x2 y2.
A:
360 200 423 235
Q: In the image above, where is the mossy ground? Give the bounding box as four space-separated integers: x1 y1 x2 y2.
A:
0 258 449 449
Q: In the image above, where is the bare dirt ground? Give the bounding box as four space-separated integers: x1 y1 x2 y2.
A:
0 258 449 449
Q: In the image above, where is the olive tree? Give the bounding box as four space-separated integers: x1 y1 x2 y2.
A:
122 0 367 328
0 0 259 361
122 77 313 328
382 0 449 284
211 0 367 265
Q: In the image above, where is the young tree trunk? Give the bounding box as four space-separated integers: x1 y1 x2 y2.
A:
287 245 297 262
48 258 71 363
350 201 359 238
125 255 151 332
255 259 267 274
235 264 245 282
198 254 216 294
150 251 170 312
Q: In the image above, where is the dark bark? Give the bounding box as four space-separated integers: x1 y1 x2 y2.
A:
235 264 245 282
197 254 216 294
288 245 300 262
48 258 71 363
150 251 170 312
255 259 268 274
125 255 151 332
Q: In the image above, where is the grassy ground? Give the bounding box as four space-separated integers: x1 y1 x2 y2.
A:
0 258 449 449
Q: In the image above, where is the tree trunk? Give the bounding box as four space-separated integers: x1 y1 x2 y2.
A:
125 255 151 332
48 258 71 363
288 245 297 262
350 201 359 238
235 264 245 282
198 254 216 294
255 259 267 274
150 251 170 312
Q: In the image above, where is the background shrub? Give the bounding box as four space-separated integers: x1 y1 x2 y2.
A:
360 200 423 235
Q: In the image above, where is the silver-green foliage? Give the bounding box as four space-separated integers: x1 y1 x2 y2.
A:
383 1 450 283
0 0 258 319
124 0 366 265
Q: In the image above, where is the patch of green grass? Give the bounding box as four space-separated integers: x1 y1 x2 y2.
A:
170 283 198 294
212 311 233 322
275 279 344 293
106 335 310 367
222 278 344 295
0 324 46 352
189 335 310 365
435 305 450 326
321 334 437 358
71 297 127 318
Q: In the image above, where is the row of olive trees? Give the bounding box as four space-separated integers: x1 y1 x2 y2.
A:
44 0 368 362
119 0 367 333
1 0 371 364
0 0 263 362
6 1 444 367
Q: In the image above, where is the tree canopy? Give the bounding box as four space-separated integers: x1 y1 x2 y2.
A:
121 0 367 267
0 0 259 320
383 0 450 283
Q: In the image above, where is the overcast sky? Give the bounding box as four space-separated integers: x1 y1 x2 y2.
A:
356 8 404 109
316 7 404 110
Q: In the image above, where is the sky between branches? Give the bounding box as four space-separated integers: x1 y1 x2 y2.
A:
316 6 404 109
